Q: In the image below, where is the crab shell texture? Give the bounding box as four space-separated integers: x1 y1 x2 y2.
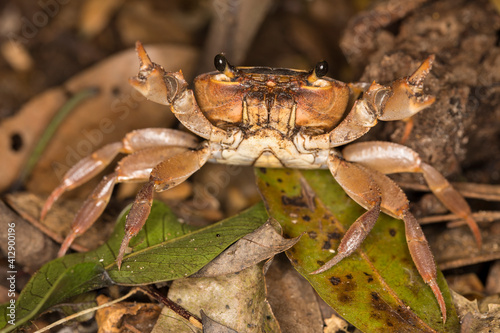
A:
193 66 349 132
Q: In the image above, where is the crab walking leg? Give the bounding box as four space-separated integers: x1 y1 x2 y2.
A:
41 142 122 221
302 56 436 150
57 147 191 257
311 156 382 274
342 141 482 247
116 144 211 268
41 128 199 220
129 42 228 142
357 165 447 322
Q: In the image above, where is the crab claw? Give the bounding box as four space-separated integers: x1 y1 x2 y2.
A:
408 55 435 87
135 41 154 69
376 56 436 121
129 41 187 106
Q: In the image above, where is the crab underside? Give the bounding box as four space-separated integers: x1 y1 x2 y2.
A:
41 42 483 323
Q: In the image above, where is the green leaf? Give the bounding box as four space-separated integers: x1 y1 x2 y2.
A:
256 168 460 333
0 201 268 332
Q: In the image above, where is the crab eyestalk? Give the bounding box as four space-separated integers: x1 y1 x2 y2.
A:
214 53 237 78
307 60 328 83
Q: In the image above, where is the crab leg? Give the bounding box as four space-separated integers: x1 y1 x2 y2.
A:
302 56 436 149
313 154 447 322
116 143 211 268
41 128 198 220
311 156 382 274
57 146 191 257
355 165 446 323
129 42 228 142
342 141 482 247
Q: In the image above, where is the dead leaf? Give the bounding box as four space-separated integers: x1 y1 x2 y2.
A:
191 218 300 277
79 0 125 38
428 220 500 270
265 257 323 333
486 261 500 295
5 192 111 253
96 294 162 333
451 290 500 333
0 44 199 195
446 273 484 298
116 2 199 46
0 199 58 271
153 264 280 333
201 310 238 333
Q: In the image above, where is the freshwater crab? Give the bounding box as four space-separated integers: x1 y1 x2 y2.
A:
41 42 482 322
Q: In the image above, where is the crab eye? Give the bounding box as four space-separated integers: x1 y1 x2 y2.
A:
314 61 328 78
214 53 237 79
214 54 227 72
307 60 329 85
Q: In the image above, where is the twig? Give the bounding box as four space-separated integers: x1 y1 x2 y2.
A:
141 285 203 329
34 288 142 333
418 211 500 225
398 181 500 202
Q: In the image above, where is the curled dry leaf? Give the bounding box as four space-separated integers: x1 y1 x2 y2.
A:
0 44 198 195
451 290 500 333
191 218 300 278
95 294 161 333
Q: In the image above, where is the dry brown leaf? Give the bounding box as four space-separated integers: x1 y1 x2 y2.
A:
95 294 161 333
0 44 198 195
428 220 500 270
116 1 199 46
191 218 300 278
153 264 280 333
0 88 66 192
0 199 57 272
486 261 500 295
201 310 238 333
446 273 485 298
79 0 125 37
5 192 111 253
452 290 500 333
265 257 323 333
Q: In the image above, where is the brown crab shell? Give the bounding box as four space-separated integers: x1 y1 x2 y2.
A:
193 71 350 132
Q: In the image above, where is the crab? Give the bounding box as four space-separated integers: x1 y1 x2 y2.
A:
40 42 482 323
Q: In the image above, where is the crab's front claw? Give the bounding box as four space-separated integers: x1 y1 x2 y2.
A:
375 55 436 121
129 41 187 106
